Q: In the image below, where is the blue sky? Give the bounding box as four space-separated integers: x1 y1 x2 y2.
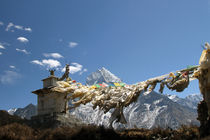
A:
0 0 209 110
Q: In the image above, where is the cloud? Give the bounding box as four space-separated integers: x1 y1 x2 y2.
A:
0 71 21 84
0 42 10 47
69 42 78 48
0 52 2 55
43 53 63 59
6 22 14 31
31 60 43 66
5 22 32 32
14 25 23 30
31 59 61 69
16 48 30 54
62 62 86 74
0 44 5 49
9 65 16 69
24 27 32 32
0 21 3 26
17 37 29 43
42 59 61 68
70 63 83 74
79 68 88 75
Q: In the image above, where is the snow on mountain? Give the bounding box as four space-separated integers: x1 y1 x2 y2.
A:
72 91 199 129
8 108 17 115
71 68 200 129
86 67 121 86
167 94 180 102
185 94 203 103
165 94 203 110
8 103 37 120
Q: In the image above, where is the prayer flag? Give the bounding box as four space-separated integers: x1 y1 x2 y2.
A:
109 83 115 87
120 83 125 87
114 83 121 87
99 84 106 87
95 84 101 88
90 85 97 89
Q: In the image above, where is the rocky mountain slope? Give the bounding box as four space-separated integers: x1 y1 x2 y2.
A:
72 91 200 129
166 94 202 111
78 67 201 129
0 110 27 126
8 104 37 120
0 111 201 140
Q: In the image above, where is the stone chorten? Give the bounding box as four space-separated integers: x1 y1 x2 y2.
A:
32 70 68 115
31 66 84 128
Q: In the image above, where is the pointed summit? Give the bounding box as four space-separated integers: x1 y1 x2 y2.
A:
86 67 121 86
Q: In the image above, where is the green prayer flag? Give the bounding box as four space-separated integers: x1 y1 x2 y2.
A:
95 84 101 88
120 83 125 87
187 65 197 69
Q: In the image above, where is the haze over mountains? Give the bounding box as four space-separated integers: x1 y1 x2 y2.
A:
8 67 202 129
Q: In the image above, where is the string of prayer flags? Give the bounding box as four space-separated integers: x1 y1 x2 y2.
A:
91 82 127 88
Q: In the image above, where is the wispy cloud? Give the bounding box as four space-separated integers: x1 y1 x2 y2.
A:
79 68 88 75
69 42 78 48
0 42 10 47
24 27 32 32
16 48 30 55
0 21 3 26
43 53 63 59
14 25 23 30
9 65 16 69
6 22 14 31
31 59 61 69
70 63 83 74
5 22 32 32
62 62 87 75
0 71 21 84
0 52 2 55
31 60 43 66
0 44 5 49
17 37 29 43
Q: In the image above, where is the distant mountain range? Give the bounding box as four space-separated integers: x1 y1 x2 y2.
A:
166 94 203 110
72 91 201 129
8 104 37 120
8 67 203 129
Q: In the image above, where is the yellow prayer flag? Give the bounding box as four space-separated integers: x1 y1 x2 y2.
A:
114 83 121 87
90 85 97 89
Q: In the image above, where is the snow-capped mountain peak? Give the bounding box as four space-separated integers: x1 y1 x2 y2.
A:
8 103 37 120
166 94 180 102
165 93 203 110
185 94 203 103
8 108 17 115
86 67 121 86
